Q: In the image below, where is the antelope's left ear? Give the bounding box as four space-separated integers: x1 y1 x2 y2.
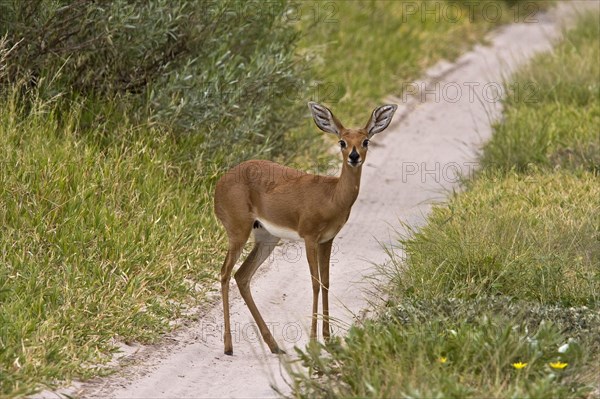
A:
365 104 397 138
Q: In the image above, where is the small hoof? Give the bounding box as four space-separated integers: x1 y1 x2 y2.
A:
224 350 233 356
271 347 286 355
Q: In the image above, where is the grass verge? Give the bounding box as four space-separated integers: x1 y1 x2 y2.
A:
397 170 599 306
289 9 600 399
481 5 599 172
0 97 227 396
293 298 599 398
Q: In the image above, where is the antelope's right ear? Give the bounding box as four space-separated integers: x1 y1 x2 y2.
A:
308 102 344 136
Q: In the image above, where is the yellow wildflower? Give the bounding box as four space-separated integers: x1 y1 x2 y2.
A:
512 362 528 369
549 361 568 369
438 357 448 364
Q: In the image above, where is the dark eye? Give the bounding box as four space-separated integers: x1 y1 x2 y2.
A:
362 139 370 148
339 140 347 149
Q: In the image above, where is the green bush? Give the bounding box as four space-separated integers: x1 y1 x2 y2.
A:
0 0 310 162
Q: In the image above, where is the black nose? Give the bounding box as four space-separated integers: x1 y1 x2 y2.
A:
349 148 360 163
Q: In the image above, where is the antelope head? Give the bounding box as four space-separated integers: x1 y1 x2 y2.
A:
308 101 398 168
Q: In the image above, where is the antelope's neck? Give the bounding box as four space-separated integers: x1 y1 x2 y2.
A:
333 162 362 209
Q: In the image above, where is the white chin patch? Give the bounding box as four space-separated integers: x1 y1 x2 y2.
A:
347 160 362 167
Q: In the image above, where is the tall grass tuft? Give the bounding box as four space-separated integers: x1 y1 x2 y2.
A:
0 94 226 396
396 170 599 305
482 12 600 172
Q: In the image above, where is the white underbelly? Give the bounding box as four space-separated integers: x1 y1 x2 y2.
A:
257 219 302 241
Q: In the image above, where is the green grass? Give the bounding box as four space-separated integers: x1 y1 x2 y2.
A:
297 0 553 126
482 9 599 172
291 298 600 398
0 97 227 396
397 170 599 305
289 10 600 399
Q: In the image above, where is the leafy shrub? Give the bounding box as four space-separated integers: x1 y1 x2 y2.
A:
0 0 310 161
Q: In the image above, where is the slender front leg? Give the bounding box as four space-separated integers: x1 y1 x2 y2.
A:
304 239 320 340
318 239 333 341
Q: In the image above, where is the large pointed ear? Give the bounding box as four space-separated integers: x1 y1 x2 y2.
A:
308 101 344 136
365 104 397 138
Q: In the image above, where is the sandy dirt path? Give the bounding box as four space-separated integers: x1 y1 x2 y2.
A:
38 2 595 398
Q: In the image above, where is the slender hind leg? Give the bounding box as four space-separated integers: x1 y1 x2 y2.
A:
221 224 252 355
234 228 282 354
221 243 245 355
